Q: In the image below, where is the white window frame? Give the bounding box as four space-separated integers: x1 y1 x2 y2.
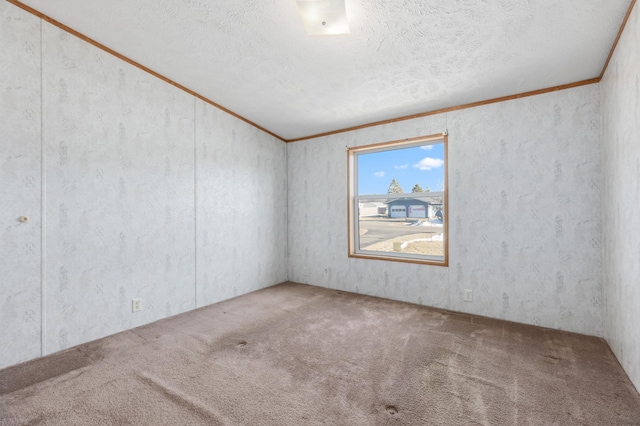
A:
347 133 448 266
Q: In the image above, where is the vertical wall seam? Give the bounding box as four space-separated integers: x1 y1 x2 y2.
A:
193 97 197 309
39 17 46 357
598 84 606 338
284 142 289 280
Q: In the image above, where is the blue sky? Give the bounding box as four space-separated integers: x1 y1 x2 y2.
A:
357 143 445 195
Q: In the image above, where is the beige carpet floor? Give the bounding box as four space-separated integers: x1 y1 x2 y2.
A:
1 282 639 425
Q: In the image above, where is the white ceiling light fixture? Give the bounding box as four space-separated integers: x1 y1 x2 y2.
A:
296 0 350 36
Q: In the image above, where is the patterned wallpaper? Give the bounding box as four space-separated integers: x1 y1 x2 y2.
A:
446 89 602 333
42 24 199 353
601 2 640 392
0 3 42 368
195 100 288 307
288 84 603 337
0 3 288 369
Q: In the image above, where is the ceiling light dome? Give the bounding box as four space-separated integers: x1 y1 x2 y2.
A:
296 0 350 36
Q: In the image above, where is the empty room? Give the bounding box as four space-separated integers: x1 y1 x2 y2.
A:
1 0 640 424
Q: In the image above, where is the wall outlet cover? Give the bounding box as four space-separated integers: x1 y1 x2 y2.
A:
132 298 143 312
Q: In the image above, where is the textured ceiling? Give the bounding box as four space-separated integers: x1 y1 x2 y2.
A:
16 0 632 140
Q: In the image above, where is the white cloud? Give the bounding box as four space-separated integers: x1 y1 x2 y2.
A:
394 164 409 170
420 145 434 150
374 171 385 177
414 157 444 170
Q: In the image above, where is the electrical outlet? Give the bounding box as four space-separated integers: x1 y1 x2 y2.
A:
132 298 142 312
303 267 308 277
463 289 473 302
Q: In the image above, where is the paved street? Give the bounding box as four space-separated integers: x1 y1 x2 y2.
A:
359 217 443 248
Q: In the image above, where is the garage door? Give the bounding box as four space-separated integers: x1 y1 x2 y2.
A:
408 205 426 218
389 205 406 218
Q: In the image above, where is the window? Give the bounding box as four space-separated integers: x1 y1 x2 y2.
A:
348 133 448 266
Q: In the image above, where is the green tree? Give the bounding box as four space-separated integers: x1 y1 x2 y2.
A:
411 184 423 193
387 178 404 194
